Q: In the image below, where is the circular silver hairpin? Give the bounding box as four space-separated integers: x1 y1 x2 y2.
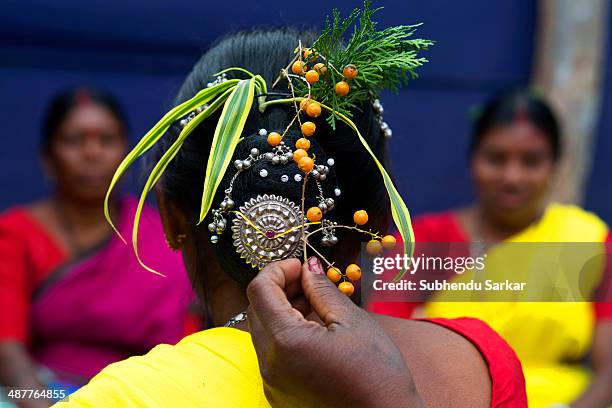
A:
231 194 304 269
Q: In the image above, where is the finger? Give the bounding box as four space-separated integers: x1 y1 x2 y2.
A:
289 294 311 317
246 258 304 332
301 256 359 327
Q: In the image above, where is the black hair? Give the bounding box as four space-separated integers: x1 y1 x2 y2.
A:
154 29 391 295
42 87 127 152
469 89 561 161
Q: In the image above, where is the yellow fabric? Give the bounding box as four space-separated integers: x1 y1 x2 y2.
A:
54 328 269 408
424 203 609 407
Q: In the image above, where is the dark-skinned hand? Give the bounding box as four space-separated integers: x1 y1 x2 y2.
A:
246 257 422 408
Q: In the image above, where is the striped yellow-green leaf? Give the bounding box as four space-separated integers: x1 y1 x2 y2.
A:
199 78 256 223
333 108 415 281
130 88 233 276
271 97 415 281
104 79 240 241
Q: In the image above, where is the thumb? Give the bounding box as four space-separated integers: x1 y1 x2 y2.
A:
301 257 359 327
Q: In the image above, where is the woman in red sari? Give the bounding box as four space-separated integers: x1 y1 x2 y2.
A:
0 88 194 396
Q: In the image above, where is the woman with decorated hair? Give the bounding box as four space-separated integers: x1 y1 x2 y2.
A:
57 5 527 407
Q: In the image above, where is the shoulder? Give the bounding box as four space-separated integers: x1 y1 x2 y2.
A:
543 203 608 241
375 315 526 407
61 328 266 407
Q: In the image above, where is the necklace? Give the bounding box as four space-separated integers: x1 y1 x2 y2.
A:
224 310 248 327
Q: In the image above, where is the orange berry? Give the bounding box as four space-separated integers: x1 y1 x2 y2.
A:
295 138 311 151
366 240 383 256
353 210 369 225
301 121 316 137
293 148 308 163
381 235 397 250
291 60 306 75
300 98 311 112
313 63 328 74
306 101 322 118
303 48 317 61
298 156 315 173
346 264 362 281
327 267 342 283
343 64 358 79
335 81 350 96
267 132 282 146
338 281 355 296
307 206 323 222
305 70 319 84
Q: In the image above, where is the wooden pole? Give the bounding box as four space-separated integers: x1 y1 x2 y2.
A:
532 0 609 204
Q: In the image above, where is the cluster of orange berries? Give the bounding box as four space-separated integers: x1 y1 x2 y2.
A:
326 264 361 296
291 48 359 98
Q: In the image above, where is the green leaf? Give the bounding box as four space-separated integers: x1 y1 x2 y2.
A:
104 79 240 241
199 78 256 223
315 99 415 280
130 88 234 276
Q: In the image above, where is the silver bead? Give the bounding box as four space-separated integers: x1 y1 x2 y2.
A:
259 169 268 177
206 82 213 88
327 158 335 166
225 198 235 209
321 236 330 246
294 174 303 182
265 152 274 160
220 200 228 210
319 174 327 181
378 106 384 115
272 156 280 165
208 223 216 232
329 235 339 245
316 165 325 173
235 161 244 171
384 128 393 138
259 128 268 136
180 119 188 127
380 122 389 131
373 99 381 110
319 203 328 213
281 175 289 182
217 220 226 230
250 148 259 157
334 188 341 197
311 169 320 178
285 152 294 160
210 235 219 243
243 159 252 169
325 198 335 209
280 156 288 165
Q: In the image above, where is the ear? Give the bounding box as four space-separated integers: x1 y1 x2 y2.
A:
155 189 189 250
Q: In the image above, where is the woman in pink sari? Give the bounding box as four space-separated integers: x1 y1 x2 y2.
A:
0 88 194 396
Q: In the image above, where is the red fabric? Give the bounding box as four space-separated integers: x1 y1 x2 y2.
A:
421 317 527 408
594 232 612 320
0 208 67 342
367 213 469 318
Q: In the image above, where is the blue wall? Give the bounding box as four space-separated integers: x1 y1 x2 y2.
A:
1 1 608 223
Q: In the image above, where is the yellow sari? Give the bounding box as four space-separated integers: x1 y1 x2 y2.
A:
54 327 270 407
424 203 609 407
